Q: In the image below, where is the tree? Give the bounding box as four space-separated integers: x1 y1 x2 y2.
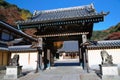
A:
21 10 32 20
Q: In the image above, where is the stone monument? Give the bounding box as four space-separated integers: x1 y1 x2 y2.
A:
99 50 119 79
4 54 22 79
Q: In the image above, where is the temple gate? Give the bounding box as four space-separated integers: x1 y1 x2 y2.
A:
16 4 108 71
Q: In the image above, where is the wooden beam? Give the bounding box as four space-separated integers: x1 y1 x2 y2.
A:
37 32 89 38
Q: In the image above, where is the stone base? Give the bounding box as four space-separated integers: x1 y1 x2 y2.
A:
4 66 22 79
99 64 119 76
4 74 23 79
102 75 120 80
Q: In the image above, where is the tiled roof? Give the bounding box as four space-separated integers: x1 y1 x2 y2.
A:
88 40 120 49
0 47 9 51
17 3 108 26
0 21 37 42
32 4 96 21
9 45 37 52
58 41 78 52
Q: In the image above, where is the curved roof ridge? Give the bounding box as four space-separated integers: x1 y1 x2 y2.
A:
33 3 94 16
17 3 108 25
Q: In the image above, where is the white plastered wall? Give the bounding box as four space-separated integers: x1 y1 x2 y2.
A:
88 48 120 70
11 52 37 70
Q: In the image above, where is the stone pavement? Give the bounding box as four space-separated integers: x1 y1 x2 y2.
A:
0 70 5 80
0 59 101 80
1 59 120 80
17 66 101 80
16 59 101 80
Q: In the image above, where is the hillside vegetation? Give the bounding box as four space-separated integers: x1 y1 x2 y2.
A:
0 0 120 40
0 0 32 26
91 22 120 40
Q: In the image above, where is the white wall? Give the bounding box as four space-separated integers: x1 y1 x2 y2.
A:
88 49 120 70
11 52 37 70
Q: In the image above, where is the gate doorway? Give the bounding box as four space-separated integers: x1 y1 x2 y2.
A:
55 41 80 67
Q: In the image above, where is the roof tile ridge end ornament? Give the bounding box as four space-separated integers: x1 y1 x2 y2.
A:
90 3 94 9
32 10 41 18
101 11 110 16
86 3 95 11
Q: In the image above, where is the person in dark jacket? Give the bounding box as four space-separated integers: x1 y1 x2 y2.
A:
42 57 49 70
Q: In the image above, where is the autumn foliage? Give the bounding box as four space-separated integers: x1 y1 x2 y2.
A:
91 23 120 40
1 0 120 41
0 0 31 26
105 32 120 40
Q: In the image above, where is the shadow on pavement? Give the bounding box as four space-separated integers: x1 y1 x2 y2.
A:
54 62 80 66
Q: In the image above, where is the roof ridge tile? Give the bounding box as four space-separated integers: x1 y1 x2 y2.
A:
33 3 95 16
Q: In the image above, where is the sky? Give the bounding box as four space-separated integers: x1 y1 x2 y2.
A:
6 0 120 30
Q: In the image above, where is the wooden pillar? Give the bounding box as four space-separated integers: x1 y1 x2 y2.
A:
8 52 11 66
82 34 89 73
46 49 50 62
78 40 82 66
82 46 87 70
82 34 87 70
3 52 8 66
44 48 50 61
43 47 51 69
35 38 43 73
47 42 56 67
28 53 30 65
0 52 3 66
44 41 53 68
35 47 42 73
44 47 47 57
85 46 89 72
50 48 55 66
47 49 50 68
